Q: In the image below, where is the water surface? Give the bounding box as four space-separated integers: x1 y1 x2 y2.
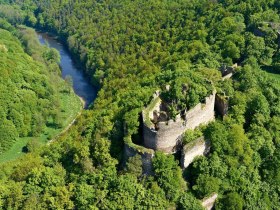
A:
36 32 96 108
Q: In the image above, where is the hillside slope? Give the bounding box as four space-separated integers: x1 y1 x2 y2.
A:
0 23 81 162
0 1 279 209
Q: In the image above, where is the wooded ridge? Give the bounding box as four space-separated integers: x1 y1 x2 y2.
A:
0 0 279 209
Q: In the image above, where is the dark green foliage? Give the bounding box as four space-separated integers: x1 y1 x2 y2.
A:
0 0 280 209
217 192 244 210
126 154 142 178
177 193 204 210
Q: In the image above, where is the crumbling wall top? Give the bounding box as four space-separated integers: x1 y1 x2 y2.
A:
201 193 218 210
181 136 211 168
220 63 237 78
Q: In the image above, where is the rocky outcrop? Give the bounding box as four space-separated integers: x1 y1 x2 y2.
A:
181 137 210 169
202 193 218 210
143 92 216 154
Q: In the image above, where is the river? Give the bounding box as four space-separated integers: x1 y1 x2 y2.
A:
36 32 97 108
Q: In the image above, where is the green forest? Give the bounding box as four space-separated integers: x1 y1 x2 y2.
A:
0 18 81 161
0 0 280 209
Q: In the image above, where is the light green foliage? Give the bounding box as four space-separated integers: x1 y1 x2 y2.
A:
0 4 24 24
160 67 213 110
153 152 186 202
0 27 81 159
0 0 280 209
0 29 53 153
25 139 41 153
126 154 143 178
182 129 203 145
0 120 18 153
193 175 221 199
142 97 161 127
216 192 243 210
177 193 204 210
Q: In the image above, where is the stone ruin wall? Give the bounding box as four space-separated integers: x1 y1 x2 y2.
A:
222 73 233 80
143 113 185 153
215 94 229 117
184 93 216 130
143 92 216 154
148 99 161 120
124 143 154 175
220 63 237 79
201 193 218 210
142 123 158 151
181 137 210 169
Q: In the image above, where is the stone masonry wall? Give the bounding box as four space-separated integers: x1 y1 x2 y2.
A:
181 137 210 168
184 93 216 130
148 99 161 120
124 143 154 175
215 94 229 117
143 92 216 154
143 123 159 150
222 73 233 80
201 193 218 210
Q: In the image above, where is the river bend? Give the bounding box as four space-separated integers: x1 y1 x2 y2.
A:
36 32 96 108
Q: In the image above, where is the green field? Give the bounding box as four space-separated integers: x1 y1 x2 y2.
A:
0 90 82 163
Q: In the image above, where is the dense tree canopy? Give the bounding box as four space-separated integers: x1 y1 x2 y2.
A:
0 17 81 157
0 27 59 153
0 0 280 209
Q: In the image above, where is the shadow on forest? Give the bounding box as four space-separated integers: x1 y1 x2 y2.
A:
46 122 62 129
261 65 280 75
22 146 28 153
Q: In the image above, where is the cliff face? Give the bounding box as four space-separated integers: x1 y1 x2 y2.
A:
143 92 216 154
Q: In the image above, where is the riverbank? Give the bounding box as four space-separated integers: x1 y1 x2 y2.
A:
0 27 84 163
36 31 97 108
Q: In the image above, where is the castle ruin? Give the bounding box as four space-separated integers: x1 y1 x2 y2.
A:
124 143 154 175
142 91 216 154
124 65 235 175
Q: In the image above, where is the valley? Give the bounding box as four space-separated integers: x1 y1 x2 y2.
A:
0 1 280 209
